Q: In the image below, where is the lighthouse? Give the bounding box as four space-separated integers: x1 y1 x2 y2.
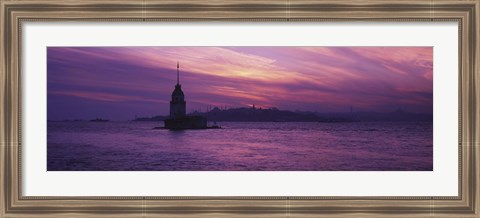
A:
169 61 186 119
164 61 213 130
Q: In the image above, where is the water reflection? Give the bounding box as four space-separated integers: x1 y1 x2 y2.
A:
47 121 433 171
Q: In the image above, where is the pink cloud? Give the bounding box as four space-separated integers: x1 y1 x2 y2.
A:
50 91 167 103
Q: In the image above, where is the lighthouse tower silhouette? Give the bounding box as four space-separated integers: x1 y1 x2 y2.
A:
169 61 186 119
164 61 214 130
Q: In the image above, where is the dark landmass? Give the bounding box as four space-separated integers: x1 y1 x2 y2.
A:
48 119 85 122
133 107 432 122
132 115 168 121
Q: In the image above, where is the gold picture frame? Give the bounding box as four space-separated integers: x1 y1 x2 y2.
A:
1 0 479 217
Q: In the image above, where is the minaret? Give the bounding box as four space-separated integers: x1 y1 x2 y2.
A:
169 61 186 119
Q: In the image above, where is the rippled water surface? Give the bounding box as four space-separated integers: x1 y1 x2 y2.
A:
47 121 432 171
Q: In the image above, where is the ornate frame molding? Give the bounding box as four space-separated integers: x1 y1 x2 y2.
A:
1 0 478 217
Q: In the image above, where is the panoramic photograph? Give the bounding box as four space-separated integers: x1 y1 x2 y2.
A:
47 46 433 171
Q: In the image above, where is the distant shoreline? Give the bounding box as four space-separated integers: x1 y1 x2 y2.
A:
48 119 433 123
49 107 433 123
131 107 432 123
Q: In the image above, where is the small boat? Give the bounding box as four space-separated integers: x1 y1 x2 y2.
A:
207 124 221 129
90 118 109 122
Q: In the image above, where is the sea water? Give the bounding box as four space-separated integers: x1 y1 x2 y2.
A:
47 121 433 171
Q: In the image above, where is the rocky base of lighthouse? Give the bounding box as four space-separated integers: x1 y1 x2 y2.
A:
164 115 208 130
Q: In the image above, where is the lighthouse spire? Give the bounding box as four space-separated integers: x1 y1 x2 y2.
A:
176 61 179 85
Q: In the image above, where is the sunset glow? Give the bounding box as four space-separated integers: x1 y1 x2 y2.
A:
47 47 433 120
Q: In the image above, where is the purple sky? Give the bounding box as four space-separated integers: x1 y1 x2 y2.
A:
47 47 433 121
